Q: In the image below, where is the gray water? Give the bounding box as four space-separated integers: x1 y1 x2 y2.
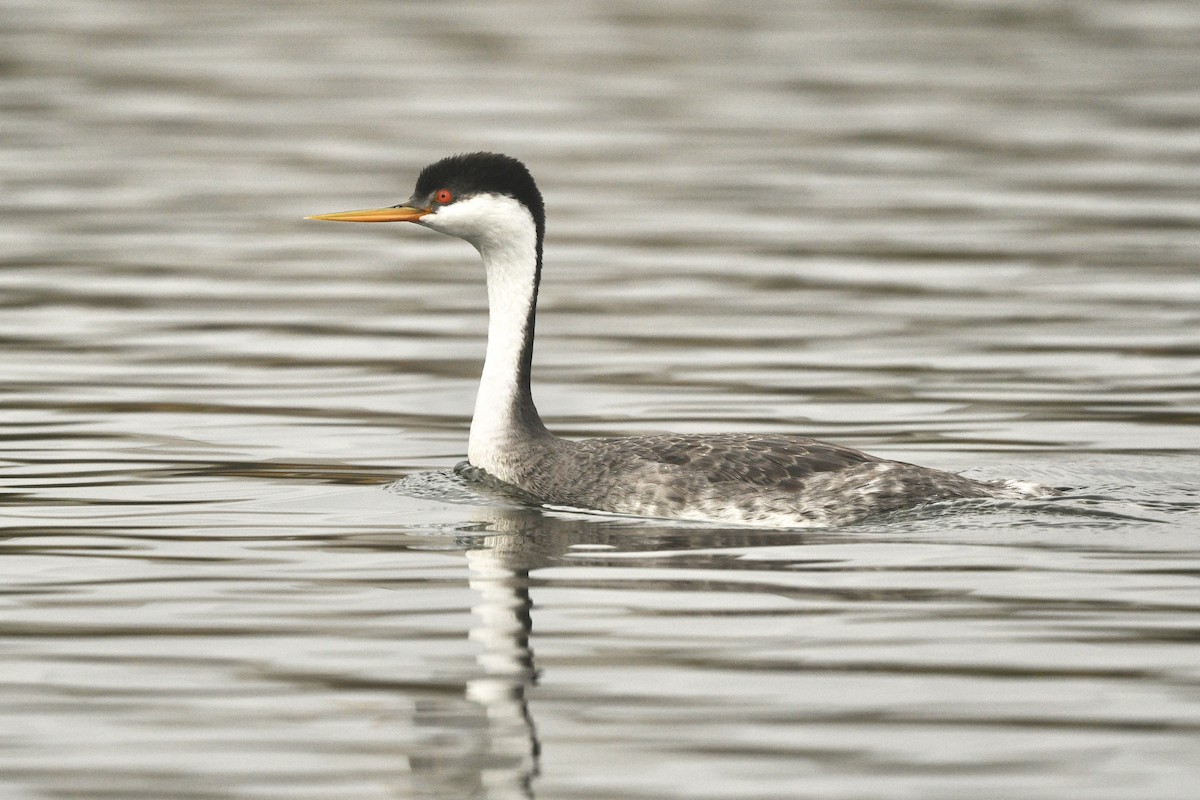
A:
2 1 1200 798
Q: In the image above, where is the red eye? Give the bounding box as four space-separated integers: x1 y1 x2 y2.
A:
435 189 454 204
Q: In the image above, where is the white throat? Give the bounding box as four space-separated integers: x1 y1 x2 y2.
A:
422 194 543 474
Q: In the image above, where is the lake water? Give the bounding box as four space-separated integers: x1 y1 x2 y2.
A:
2 1 1199 798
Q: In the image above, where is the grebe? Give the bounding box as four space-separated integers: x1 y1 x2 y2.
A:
309 152 1039 527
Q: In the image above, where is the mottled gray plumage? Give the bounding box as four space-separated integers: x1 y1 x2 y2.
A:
458 430 1030 527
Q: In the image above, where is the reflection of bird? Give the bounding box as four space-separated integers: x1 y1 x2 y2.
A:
310 152 1042 526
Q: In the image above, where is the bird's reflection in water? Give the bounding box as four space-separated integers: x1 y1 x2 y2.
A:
407 508 558 800
461 531 544 798
403 498 814 799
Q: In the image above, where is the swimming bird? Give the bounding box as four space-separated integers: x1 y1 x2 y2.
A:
309 152 1039 527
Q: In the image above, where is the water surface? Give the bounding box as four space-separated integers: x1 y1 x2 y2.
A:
2 1 1199 798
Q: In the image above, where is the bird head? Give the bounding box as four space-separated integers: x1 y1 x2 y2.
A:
307 152 545 251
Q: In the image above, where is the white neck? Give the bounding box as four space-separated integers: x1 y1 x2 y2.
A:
423 194 545 475
470 230 539 468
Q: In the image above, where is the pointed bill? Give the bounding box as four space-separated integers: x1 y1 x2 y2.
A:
306 205 429 223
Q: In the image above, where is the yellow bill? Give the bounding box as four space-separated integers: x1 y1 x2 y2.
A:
306 205 429 223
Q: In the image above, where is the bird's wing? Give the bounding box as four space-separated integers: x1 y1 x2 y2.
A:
581 433 885 489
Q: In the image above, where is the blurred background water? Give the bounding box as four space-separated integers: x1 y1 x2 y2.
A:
1 1 1199 798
